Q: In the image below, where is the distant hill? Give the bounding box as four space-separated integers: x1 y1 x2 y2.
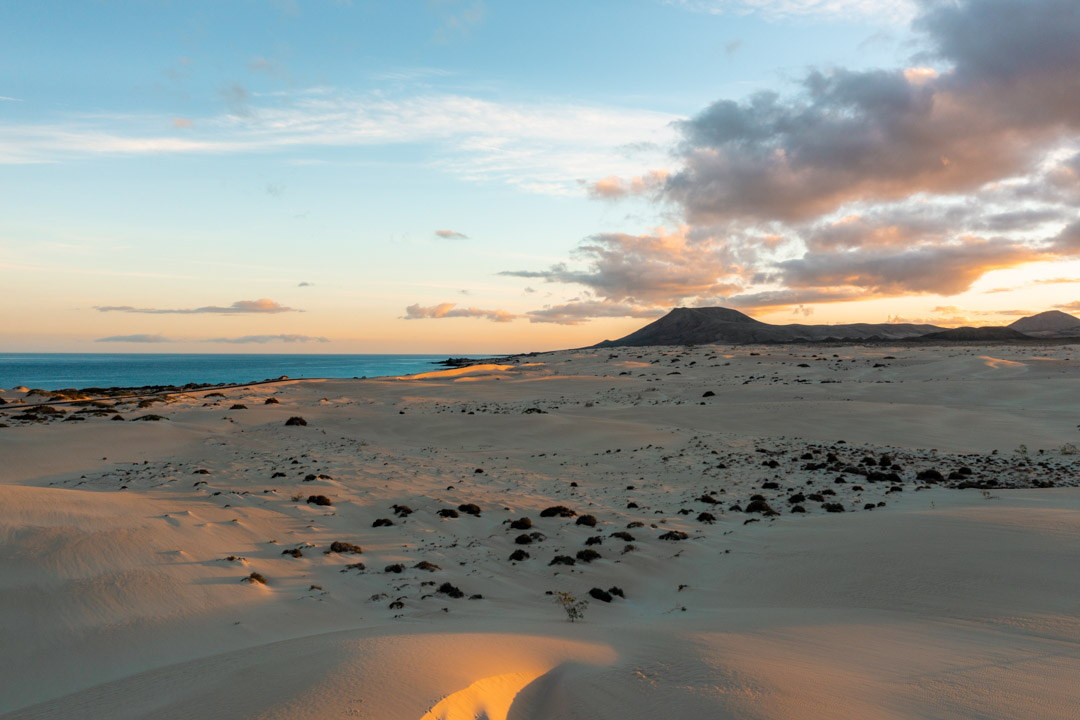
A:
592 307 941 347
1008 310 1080 337
916 326 1031 341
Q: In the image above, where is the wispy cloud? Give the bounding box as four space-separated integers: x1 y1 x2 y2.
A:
95 334 173 343
0 91 678 194
204 334 329 343
434 229 469 239
666 0 915 21
95 299 299 314
0 96 23 102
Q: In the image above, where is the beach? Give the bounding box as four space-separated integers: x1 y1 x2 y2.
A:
2 343 1080 719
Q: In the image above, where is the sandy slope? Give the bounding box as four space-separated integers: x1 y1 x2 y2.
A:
2 343 1080 718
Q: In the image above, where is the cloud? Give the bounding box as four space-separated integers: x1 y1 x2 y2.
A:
724 39 742 57
298 281 314 287
265 182 285 197
432 0 486 44
0 91 677 195
172 117 193 129
204 334 329 343
1052 301 1080 311
435 229 469 239
776 238 1051 296
95 334 173 343
403 302 515 322
218 83 254 117
95 298 299 314
586 170 668 200
501 227 744 306
666 0 915 21
499 0 1080 318
525 300 666 325
0 96 23 102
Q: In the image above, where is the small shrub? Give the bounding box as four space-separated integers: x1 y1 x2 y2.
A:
244 572 267 585
509 517 533 530
328 541 362 554
1061 443 1078 456
384 563 404 573
458 503 482 516
264 397 280 405
576 549 601 563
575 514 598 527
306 495 332 506
437 508 459 519
372 517 394 527
284 416 307 426
610 531 635 541
230 404 248 410
555 591 588 622
659 530 689 541
549 555 576 566
438 582 464 599
508 549 530 561
414 561 441 572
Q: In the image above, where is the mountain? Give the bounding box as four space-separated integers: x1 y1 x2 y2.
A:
916 326 1031 341
592 307 941 347
1008 310 1080 337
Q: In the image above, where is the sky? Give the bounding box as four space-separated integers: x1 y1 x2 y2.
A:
2 0 1080 354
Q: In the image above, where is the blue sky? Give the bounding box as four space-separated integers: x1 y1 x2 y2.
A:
3 0 1079 353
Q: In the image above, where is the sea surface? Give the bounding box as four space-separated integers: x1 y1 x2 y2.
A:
0 354 493 391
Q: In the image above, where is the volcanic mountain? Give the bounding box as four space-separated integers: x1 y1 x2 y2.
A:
1007 310 1080 337
592 307 942 347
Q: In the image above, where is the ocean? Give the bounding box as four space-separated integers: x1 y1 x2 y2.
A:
0 354 493 391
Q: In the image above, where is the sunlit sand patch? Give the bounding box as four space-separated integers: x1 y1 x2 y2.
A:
401 363 544 381
419 671 541 720
979 355 1026 369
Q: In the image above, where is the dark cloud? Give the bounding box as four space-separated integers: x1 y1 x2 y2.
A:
777 238 1050 296
403 302 515 323
95 334 173 343
96 299 299 314
500 230 743 306
510 0 1080 321
660 0 1080 224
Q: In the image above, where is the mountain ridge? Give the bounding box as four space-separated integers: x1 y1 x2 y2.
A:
592 307 1080 347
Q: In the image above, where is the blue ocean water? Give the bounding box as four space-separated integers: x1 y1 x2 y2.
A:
0 354 492 391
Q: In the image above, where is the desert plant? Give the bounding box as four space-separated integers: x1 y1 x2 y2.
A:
554 591 588 622
1061 443 1078 456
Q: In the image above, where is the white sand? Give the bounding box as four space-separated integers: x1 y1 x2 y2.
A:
2 343 1080 718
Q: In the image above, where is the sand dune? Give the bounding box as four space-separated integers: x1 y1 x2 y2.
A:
2 343 1080 718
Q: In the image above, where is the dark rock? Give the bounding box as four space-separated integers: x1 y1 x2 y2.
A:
540 505 576 518
589 587 613 603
